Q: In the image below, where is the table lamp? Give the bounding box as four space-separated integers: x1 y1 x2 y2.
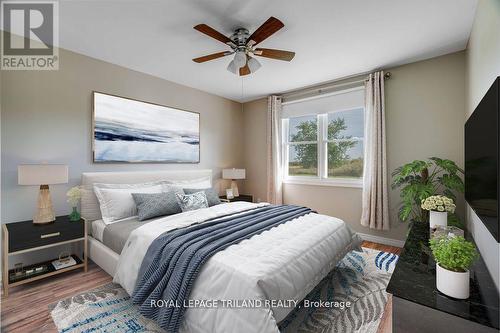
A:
222 168 246 197
18 164 68 224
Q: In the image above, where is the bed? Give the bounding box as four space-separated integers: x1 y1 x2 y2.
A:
81 170 362 333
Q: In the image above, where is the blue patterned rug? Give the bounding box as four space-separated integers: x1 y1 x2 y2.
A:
49 248 398 333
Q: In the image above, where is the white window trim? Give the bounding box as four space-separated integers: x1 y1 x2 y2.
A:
283 177 363 188
282 111 364 188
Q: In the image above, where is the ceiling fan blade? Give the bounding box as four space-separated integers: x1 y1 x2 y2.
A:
247 17 284 46
193 51 231 63
239 63 251 76
254 48 295 61
194 24 233 45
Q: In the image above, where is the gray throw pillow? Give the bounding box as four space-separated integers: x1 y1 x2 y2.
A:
183 188 221 207
132 188 183 221
176 191 209 212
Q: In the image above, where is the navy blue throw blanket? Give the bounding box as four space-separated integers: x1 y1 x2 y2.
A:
132 205 313 333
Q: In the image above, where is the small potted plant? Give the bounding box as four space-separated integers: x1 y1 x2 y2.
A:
66 186 82 222
429 236 478 299
421 195 456 228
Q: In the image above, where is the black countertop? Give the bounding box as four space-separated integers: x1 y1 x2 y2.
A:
386 221 499 329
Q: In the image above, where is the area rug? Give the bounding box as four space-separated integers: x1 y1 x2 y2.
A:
49 248 398 333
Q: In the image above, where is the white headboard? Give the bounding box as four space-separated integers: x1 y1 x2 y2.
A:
80 169 212 221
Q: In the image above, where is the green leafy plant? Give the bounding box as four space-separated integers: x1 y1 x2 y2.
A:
391 157 464 224
429 236 478 272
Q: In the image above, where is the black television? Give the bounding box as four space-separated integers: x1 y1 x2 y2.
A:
465 77 499 242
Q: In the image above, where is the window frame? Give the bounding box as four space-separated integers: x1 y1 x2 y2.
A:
282 108 365 188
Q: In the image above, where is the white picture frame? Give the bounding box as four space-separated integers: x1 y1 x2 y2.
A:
226 189 234 199
92 91 200 163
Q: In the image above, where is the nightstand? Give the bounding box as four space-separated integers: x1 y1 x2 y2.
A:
2 216 87 297
220 194 253 203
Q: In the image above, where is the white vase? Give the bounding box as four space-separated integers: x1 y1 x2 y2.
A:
429 210 447 228
436 263 470 299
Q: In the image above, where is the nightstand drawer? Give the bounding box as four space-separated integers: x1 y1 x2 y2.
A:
7 218 84 253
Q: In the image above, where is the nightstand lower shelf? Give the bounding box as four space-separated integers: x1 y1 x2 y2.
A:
8 254 83 287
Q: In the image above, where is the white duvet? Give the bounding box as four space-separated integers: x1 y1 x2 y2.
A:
114 202 360 333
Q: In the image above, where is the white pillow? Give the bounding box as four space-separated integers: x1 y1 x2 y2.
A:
94 182 165 224
167 176 212 189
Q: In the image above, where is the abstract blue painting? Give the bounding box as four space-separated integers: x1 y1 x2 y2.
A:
93 92 200 163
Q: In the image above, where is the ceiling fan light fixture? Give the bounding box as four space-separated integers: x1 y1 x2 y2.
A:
193 17 294 76
227 60 238 74
247 57 261 73
233 50 247 68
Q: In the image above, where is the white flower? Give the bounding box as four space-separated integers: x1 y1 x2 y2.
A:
66 186 82 206
422 195 455 212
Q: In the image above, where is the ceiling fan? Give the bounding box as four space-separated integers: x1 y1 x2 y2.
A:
193 17 295 76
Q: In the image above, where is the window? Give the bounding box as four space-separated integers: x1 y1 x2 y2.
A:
288 115 318 177
326 109 364 179
282 87 365 187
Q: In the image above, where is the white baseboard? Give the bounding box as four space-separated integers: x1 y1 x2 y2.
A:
357 232 406 248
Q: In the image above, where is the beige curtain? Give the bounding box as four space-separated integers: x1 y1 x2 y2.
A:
361 71 389 230
266 95 283 204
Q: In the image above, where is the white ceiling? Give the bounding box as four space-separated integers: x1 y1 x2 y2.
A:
56 0 477 102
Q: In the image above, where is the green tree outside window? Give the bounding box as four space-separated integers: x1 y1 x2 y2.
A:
289 118 361 177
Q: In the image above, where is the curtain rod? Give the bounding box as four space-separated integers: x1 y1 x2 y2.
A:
282 71 392 101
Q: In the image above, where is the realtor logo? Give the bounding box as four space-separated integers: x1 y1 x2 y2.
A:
1 1 59 70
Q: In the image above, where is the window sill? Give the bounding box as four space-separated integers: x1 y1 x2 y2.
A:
283 177 363 188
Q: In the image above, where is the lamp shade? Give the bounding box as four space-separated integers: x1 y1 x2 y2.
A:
222 168 246 180
18 164 68 185
233 51 247 68
247 57 261 73
227 60 238 75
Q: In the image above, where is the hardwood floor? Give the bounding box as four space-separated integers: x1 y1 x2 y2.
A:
1 242 401 333
1 262 111 333
362 240 402 255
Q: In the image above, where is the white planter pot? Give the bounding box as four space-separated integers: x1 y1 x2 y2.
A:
430 210 447 228
436 263 470 299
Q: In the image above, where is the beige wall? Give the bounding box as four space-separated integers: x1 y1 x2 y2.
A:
465 0 500 290
242 98 268 203
466 0 500 114
384 51 466 240
1 45 244 223
242 51 466 241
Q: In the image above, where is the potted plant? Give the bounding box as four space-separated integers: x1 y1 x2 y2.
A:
392 157 464 227
66 186 82 221
429 236 478 299
421 195 456 228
